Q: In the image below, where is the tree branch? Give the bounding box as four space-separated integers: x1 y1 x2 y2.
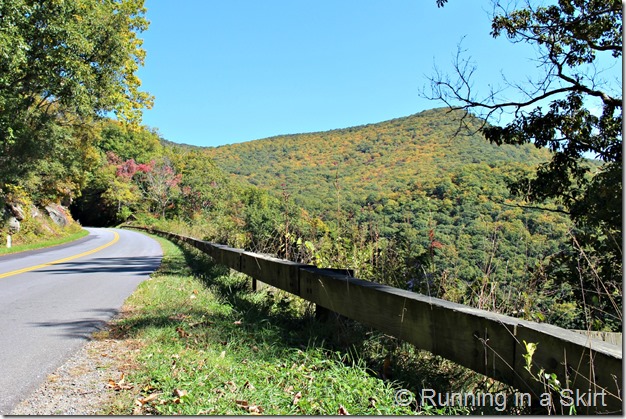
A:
553 59 622 107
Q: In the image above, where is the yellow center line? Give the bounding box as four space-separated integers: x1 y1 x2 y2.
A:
0 230 120 279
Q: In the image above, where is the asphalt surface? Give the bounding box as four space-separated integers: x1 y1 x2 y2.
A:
0 228 162 415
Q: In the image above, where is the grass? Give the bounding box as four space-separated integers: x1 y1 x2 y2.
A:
0 228 89 256
102 234 521 415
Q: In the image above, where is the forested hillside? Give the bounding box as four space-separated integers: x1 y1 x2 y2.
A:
208 108 551 216
202 108 614 330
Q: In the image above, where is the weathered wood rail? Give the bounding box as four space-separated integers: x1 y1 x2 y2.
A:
129 226 622 413
572 330 622 349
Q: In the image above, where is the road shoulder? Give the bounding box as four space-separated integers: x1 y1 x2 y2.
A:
10 316 141 415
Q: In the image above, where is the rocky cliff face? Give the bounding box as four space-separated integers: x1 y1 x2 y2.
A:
1 200 77 244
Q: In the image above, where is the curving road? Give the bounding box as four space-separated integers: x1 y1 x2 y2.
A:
0 228 162 414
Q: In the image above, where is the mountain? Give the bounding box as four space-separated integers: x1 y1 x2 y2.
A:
206 108 551 216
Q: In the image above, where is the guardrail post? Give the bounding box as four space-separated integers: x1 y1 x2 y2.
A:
251 278 268 291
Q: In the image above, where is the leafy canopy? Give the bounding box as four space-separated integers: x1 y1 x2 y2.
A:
0 0 152 201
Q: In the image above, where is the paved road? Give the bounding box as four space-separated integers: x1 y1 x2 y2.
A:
0 228 162 414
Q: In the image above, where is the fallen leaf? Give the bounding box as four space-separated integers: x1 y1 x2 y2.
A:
176 327 189 338
236 400 264 414
106 373 133 391
225 380 237 392
292 391 302 405
219 350 226 359
197 408 216 415
173 389 188 398
338 405 350 415
137 392 159 405
244 380 255 390
250 406 263 415
170 388 188 405
193 289 198 294
233 320 243 325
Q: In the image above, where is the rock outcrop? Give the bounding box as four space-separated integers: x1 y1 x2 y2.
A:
7 202 26 221
45 204 71 227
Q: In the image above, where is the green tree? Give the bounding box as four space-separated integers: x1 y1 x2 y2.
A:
0 0 152 202
96 120 163 162
428 0 622 329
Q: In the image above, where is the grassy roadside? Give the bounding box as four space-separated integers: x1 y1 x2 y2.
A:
0 228 89 256
100 234 420 415
100 233 521 415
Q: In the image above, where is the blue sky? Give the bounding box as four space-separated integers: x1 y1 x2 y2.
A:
136 1 546 147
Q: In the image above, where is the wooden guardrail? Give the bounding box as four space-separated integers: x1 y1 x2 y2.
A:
129 226 622 413
572 330 622 349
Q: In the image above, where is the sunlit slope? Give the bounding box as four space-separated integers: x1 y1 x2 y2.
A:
206 108 550 215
